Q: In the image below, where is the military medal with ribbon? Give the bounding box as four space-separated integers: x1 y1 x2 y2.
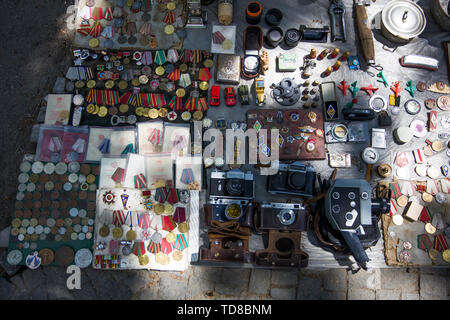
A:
125 211 138 241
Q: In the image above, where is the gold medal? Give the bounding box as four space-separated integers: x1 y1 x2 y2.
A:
93 105 100 115
99 225 110 237
172 250 183 261
112 227 123 239
167 2 176 10
155 252 169 265
135 107 144 116
154 203 165 215
428 248 440 261
155 66 165 76
443 249 450 263
118 80 128 90
176 88 186 98
164 204 174 214
158 108 168 118
86 104 95 114
199 81 209 91
98 106 108 117
31 234 39 241
431 140 443 152
193 111 203 120
166 232 176 243
140 35 149 46
149 108 159 119
180 64 188 72
425 222 436 235
86 174 96 184
422 192 433 203
164 25 175 35
89 38 99 48
396 195 408 207
222 39 233 50
138 254 150 266
131 78 140 87
142 108 150 117
119 104 129 113
178 222 189 233
87 80 96 88
423 145 433 156
75 80 85 89
126 229 137 241
203 59 214 68
105 80 115 89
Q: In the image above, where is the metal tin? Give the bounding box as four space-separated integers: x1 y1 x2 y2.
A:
381 0 426 43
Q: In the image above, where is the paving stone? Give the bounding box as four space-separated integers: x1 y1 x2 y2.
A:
296 276 322 300
0 227 10 247
299 268 328 278
270 287 296 300
348 268 380 290
321 290 347 300
22 269 46 291
420 274 447 300
0 277 15 299
46 282 75 300
134 286 159 300
193 266 222 283
323 269 347 291
186 275 215 299
215 268 250 296
117 270 151 292
158 276 187 300
30 285 48 300
401 292 420 300
72 271 97 300
271 269 298 287
248 269 271 295
380 268 418 292
9 274 26 290
375 289 401 300
348 288 375 300
238 292 264 300
420 267 449 276
89 271 131 300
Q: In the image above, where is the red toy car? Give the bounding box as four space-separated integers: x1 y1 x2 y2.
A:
224 87 236 106
210 85 220 106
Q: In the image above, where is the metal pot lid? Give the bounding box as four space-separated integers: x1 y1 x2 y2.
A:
382 0 426 38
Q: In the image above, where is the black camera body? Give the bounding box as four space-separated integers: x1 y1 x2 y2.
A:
267 161 316 198
258 202 308 232
209 169 255 200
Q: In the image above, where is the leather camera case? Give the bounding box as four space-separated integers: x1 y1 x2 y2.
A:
242 26 263 79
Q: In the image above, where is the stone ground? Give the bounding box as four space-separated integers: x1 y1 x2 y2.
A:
0 1 448 301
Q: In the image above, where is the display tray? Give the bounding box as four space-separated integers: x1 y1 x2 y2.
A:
246 108 326 161
7 161 99 266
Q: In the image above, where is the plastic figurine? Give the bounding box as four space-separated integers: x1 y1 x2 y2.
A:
337 80 350 96
405 80 416 97
377 71 389 87
360 84 379 96
390 81 403 98
349 81 360 98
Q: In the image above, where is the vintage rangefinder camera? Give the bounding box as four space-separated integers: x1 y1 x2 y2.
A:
204 198 255 228
257 202 308 232
209 169 254 200
267 161 316 198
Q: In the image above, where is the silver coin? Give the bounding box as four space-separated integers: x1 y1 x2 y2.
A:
35 225 44 234
44 227 50 234
46 218 56 227
23 242 30 249
50 153 61 163
85 232 92 240
58 227 66 235
18 173 29 184
69 208 78 217
63 182 73 191
68 161 80 173
18 234 25 241
26 183 36 193
78 174 86 184
44 181 54 191
68 173 78 183
31 162 44 174
89 184 97 191
18 183 27 192
78 209 87 218
67 151 79 162
88 219 94 226
44 162 56 174
26 226 35 235
78 233 86 240
73 224 82 233
30 242 37 250
21 219 30 227
16 192 24 201
39 233 47 240
81 225 89 233
71 232 78 240
20 161 31 173
74 248 92 268
55 162 68 175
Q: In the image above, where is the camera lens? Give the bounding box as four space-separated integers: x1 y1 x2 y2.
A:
225 179 243 196
277 209 296 225
288 172 306 190
224 203 243 220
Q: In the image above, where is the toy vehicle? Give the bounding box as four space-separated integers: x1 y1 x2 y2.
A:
238 85 250 105
255 77 266 106
224 87 236 106
210 85 220 106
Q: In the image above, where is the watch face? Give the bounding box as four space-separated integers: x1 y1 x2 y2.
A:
7 250 23 265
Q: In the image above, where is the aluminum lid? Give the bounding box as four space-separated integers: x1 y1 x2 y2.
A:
382 0 426 39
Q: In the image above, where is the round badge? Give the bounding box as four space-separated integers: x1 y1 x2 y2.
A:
55 162 68 175
425 98 436 109
409 119 427 138
204 59 214 68
193 111 203 121
222 39 233 50
151 231 163 244
89 38 99 48
392 214 404 226
63 182 73 192
20 161 31 173
155 66 165 76
119 104 129 113
404 99 421 115
43 162 55 175
98 106 108 117
166 232 176 244
431 140 443 152
422 192 433 203
39 248 54 266
436 95 450 111
149 109 159 119
167 111 177 121
18 173 29 184
26 251 42 269
122 245 132 256
199 81 209 91
112 227 123 239
128 35 137 45
435 193 446 204
74 248 93 268
158 108 169 118
118 80 128 90
423 145 433 156
99 225 110 237
416 81 427 92
105 80 115 89
425 222 436 235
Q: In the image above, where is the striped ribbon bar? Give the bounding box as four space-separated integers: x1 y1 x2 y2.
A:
164 10 176 24
133 241 146 256
197 97 208 111
103 7 113 20
89 21 102 37
154 187 168 203
113 210 125 226
161 238 173 254
173 206 186 223
134 174 148 189
435 234 448 252
139 212 151 229
168 96 182 110
417 234 432 251
174 234 189 251
389 182 401 200
92 7 103 21
180 168 195 185
419 207 431 223
167 48 179 63
166 188 180 204
167 69 181 81
147 241 161 254
162 216 176 232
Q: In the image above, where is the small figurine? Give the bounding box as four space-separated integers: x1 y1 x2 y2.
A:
260 50 269 75
405 80 416 97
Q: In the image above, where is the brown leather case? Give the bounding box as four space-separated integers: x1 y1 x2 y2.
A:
242 26 263 79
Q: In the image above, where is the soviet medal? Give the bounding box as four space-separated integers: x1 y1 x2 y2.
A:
172 250 183 261
154 203 165 215
138 254 150 266
166 232 176 244
112 227 123 239
178 222 189 233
